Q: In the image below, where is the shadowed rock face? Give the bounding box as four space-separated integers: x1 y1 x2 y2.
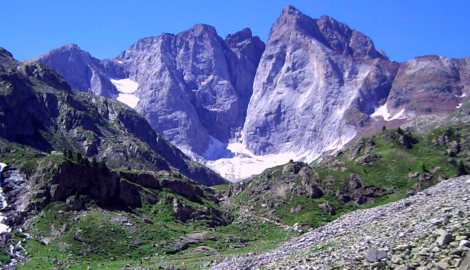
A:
28 44 118 98
1 163 228 228
115 25 265 155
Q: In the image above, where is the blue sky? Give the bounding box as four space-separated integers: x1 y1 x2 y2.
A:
1 0 469 62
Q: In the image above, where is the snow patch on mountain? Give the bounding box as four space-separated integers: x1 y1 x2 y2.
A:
199 129 356 181
110 78 140 108
204 142 297 181
371 104 406 121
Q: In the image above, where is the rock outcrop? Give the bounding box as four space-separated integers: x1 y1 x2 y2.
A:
0 161 228 230
387 56 470 116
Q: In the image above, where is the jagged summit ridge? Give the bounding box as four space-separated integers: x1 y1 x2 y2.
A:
28 6 470 180
114 24 265 155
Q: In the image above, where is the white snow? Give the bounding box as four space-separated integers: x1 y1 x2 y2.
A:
0 163 10 233
110 78 140 108
202 136 231 160
371 104 406 121
457 103 463 109
205 142 297 181
456 93 467 98
199 133 300 181
199 118 357 181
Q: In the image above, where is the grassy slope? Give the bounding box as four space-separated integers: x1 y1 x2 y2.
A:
0 143 289 269
229 125 468 229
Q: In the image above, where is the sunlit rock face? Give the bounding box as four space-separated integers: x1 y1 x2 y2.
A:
28 44 119 98
116 25 265 155
242 5 397 162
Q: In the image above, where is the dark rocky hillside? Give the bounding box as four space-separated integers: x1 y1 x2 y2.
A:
0 47 226 186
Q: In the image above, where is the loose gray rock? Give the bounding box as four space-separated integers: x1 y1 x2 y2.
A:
437 230 453 246
366 249 388 263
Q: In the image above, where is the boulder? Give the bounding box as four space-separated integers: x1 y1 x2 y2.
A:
191 246 218 254
348 174 364 190
366 249 388 263
356 154 381 164
436 230 453 246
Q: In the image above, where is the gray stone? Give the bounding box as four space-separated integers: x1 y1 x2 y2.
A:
371 261 385 269
459 252 470 270
366 249 388 263
391 255 401 264
397 244 412 251
142 218 153 225
437 258 450 269
395 266 411 270
437 230 454 246
318 201 336 215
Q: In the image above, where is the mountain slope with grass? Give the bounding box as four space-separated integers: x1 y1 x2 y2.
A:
227 124 470 229
0 47 292 269
0 47 226 186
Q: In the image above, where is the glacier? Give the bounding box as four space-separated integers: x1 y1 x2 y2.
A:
110 78 140 108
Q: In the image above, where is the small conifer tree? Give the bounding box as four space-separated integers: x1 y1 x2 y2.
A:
91 157 97 167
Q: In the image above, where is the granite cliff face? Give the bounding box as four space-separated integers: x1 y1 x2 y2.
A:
116 25 265 155
29 5 470 180
242 5 399 160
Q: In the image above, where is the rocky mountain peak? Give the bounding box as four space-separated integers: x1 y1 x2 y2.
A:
281 5 301 17
61 43 81 50
225 28 253 44
29 44 118 98
185 24 218 37
272 6 382 60
271 5 324 43
0 47 16 68
0 47 14 60
225 28 265 64
37 43 89 60
316 15 382 59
